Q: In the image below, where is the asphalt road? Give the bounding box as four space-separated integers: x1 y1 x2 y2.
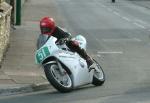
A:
1 0 150 102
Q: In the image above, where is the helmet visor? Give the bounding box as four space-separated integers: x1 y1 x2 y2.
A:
41 27 52 35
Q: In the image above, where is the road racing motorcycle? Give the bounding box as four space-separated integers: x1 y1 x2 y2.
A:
35 35 105 92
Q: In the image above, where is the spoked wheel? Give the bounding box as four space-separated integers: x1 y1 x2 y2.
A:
92 59 105 86
44 63 73 93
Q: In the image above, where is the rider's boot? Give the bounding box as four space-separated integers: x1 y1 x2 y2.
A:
86 57 96 72
81 49 96 72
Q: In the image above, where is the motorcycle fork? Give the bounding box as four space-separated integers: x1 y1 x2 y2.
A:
56 60 66 75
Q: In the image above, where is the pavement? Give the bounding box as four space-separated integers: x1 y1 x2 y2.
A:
0 0 63 96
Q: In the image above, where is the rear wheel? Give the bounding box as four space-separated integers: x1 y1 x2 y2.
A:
92 60 105 86
44 63 73 93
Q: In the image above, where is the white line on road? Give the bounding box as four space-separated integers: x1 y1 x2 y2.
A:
113 11 121 16
135 19 147 25
133 22 146 29
97 51 123 54
102 38 142 42
58 0 70 1
133 38 142 42
122 17 131 22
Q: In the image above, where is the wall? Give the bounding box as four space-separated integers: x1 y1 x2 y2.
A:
0 1 12 64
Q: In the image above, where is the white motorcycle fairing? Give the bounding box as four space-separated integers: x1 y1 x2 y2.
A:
54 50 94 87
35 35 94 87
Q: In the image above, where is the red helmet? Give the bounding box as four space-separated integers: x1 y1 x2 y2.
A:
40 17 56 35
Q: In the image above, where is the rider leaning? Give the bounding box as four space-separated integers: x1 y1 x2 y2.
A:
40 17 95 71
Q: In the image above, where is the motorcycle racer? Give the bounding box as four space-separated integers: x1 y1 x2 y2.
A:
40 16 96 71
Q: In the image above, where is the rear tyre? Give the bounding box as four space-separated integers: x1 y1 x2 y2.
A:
92 60 105 86
44 63 73 93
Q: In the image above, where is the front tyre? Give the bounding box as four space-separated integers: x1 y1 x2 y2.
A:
92 60 105 86
44 63 73 93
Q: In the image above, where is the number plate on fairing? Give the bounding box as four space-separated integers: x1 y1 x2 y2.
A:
36 46 50 64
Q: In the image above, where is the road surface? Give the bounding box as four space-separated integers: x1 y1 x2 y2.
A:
1 0 150 102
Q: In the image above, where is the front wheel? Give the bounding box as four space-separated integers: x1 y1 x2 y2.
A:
44 63 73 93
92 60 105 86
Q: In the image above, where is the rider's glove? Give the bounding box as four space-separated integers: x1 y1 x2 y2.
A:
71 40 79 47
